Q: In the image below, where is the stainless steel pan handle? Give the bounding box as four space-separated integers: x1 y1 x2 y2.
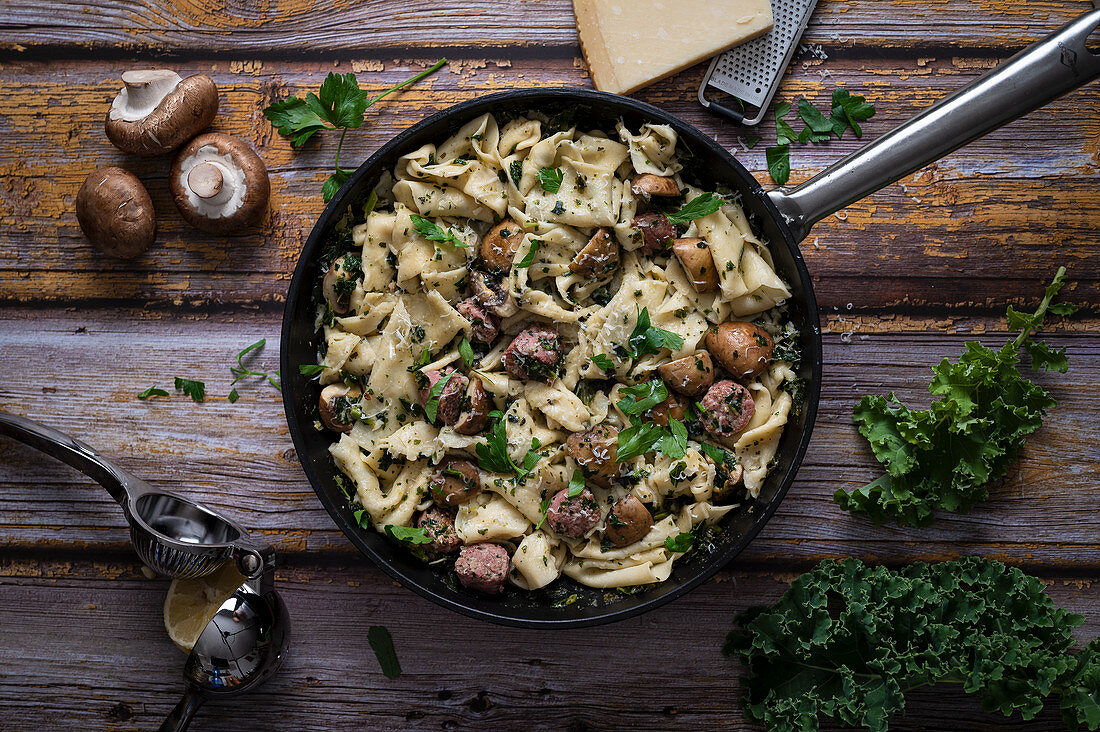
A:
768 9 1100 243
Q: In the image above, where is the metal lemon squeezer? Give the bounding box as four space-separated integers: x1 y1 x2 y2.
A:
0 410 290 731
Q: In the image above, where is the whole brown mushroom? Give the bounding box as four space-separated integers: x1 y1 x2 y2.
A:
605 494 654 547
318 384 362 433
672 238 719 293
480 218 526 272
657 352 715 398
75 167 156 259
170 132 270 234
105 70 218 156
705 321 775 380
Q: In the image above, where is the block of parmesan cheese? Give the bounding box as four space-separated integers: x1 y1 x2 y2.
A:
574 0 774 95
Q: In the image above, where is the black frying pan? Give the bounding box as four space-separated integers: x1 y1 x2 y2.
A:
280 11 1100 628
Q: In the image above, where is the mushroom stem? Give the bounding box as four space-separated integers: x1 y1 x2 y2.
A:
112 70 182 122
187 162 225 199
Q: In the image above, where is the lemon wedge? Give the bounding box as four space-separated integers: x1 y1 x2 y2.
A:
163 562 247 653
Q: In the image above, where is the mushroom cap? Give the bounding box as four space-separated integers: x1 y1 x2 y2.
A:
170 132 270 234
75 166 156 259
105 72 218 156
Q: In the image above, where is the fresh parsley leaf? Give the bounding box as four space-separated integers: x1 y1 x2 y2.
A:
475 411 542 480
228 388 240 403
423 372 454 423
664 532 693 553
830 87 876 139
797 98 834 136
724 557 1098 732
516 240 541 268
774 101 791 119
567 469 585 498
616 422 667 462
745 135 762 149
174 377 206 403
352 507 371 528
322 167 351 203
384 524 432 545
700 442 729 465
309 72 370 129
137 385 168 400
592 353 615 372
835 268 1074 526
458 338 475 367
537 166 564 193
262 97 328 147
617 379 669 417
775 118 799 146
534 497 552 531
665 192 722 225
518 438 543 480
410 213 468 248
367 625 402 679
766 145 791 185
628 307 685 358
658 418 689 460
299 364 327 376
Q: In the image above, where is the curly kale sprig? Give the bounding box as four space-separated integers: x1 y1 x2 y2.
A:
724 557 1099 731
835 267 1078 526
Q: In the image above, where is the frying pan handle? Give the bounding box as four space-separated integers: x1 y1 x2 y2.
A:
766 9 1100 243
0 409 149 507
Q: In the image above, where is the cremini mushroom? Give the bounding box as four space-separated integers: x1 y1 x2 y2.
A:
657 352 715 397
630 173 680 198
470 269 519 318
569 227 620 277
605 494 654 547
454 376 491 435
75 166 156 259
712 460 745 503
105 70 218 156
566 424 619 488
705 321 775 380
646 392 688 427
480 218 526 272
318 384 362 433
672 238 719 293
170 132 270 234
429 456 482 507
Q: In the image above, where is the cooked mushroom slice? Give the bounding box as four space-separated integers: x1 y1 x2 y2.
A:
569 227 620 277
705 321 776 380
470 269 519 319
646 392 688 428
657 352 715 398
105 70 218 156
454 376 491 435
672 238 719 293
565 424 619 488
632 212 676 255
712 461 745 503
75 167 156 259
605 494 654 547
322 254 362 315
480 218 526 272
630 173 681 198
318 384 362 433
170 132 270 234
428 457 482 507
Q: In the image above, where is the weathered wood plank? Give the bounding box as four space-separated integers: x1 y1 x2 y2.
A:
0 0 1090 55
0 57 1097 311
0 308 1096 567
0 559 1094 730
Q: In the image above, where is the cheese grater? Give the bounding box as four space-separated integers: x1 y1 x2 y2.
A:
698 0 820 125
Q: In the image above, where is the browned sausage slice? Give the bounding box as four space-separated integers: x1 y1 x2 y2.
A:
455 543 510 594
546 487 601 539
456 297 500 344
700 380 755 444
632 212 676 255
502 324 561 382
418 368 469 426
416 507 463 556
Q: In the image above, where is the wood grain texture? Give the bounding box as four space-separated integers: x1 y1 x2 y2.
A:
0 308 1096 568
0 0 1092 55
0 55 1097 311
0 559 1095 731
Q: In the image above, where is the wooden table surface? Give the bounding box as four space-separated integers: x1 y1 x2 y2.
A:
0 1 1097 729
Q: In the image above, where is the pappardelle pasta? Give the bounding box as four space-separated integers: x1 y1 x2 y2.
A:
308 112 803 595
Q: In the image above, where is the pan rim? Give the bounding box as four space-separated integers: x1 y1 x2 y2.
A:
280 87 823 628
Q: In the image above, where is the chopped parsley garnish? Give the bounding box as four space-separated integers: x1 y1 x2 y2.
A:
592 353 615 372
228 388 240 403
516 240 541 268
230 338 281 394
299 364 327 376
410 213 468 248
617 378 668 416
566 469 585 498
137 385 168 400
458 337 475 367
509 159 523 187
537 166 564 193
384 524 431 545
263 60 448 201
664 532 694 553
174 377 206 403
701 442 730 466
659 418 689 460
475 410 542 480
367 625 402 679
765 86 876 185
423 372 454 423
665 192 723 225
628 307 685 358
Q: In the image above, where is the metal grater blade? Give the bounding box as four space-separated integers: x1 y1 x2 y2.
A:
698 0 819 125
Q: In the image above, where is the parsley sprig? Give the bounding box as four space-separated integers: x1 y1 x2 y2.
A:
665 192 723 225
410 213 468 248
263 60 447 201
766 86 877 185
724 557 1100 731
628 307 685 358
836 268 1077 526
537 166 564 193
230 339 281 396
475 410 543 480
